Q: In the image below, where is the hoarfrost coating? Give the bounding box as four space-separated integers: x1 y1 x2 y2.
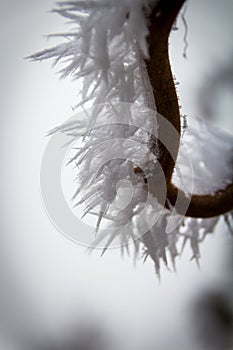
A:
29 0 233 273
30 0 155 109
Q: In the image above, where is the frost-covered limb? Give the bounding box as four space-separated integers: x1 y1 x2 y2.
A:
30 0 233 273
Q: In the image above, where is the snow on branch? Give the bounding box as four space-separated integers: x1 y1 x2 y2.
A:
29 0 233 274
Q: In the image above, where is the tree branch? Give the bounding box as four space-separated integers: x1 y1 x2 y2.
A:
167 183 233 218
146 0 233 218
146 0 186 183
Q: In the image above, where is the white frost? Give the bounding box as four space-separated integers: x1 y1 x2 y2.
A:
30 0 232 273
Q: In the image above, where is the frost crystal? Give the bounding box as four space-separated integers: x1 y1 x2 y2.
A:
30 0 233 274
30 0 154 109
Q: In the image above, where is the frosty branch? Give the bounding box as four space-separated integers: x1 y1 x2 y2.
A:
146 0 233 218
29 0 233 271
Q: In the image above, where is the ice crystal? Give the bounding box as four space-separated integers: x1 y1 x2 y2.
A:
30 0 233 274
29 0 155 109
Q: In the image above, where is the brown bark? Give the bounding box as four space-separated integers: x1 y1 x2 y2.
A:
167 183 233 218
146 0 233 218
146 0 185 183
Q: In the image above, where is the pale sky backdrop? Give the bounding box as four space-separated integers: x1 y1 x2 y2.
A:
0 1 233 349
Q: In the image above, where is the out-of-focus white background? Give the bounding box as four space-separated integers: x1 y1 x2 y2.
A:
0 1 233 349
